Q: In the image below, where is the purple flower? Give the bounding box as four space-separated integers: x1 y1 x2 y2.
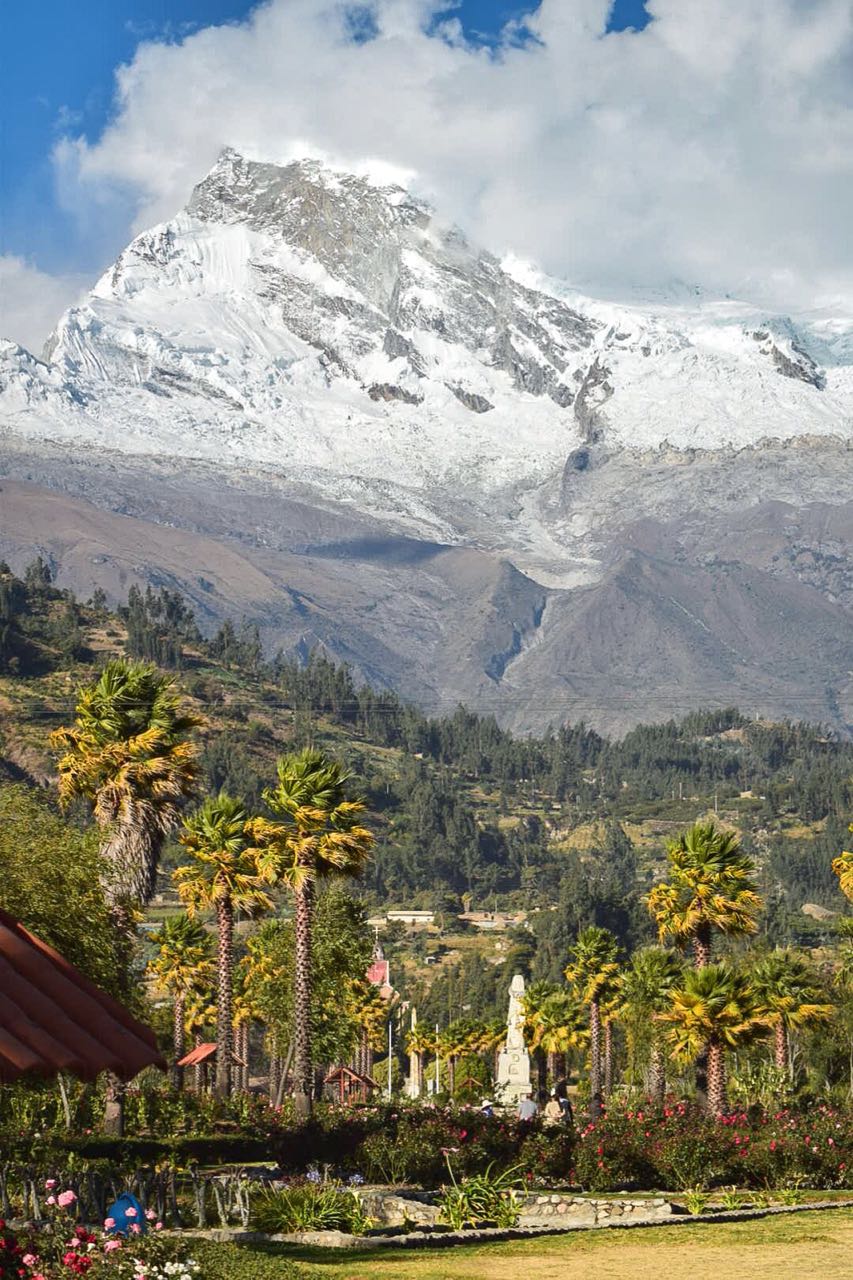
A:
306 1168 322 1183
348 1174 364 1186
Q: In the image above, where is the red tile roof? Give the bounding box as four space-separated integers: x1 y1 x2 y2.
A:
177 1042 218 1067
0 907 166 1082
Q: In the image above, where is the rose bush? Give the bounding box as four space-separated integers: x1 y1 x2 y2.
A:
4 1183 199 1280
571 1103 853 1192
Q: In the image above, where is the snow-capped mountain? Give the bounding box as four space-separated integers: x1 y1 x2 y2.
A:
4 150 851 493
1 151 851 733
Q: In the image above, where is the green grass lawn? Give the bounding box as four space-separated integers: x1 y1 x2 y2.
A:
194 1206 853 1280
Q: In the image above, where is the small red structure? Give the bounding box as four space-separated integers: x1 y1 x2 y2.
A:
176 1042 218 1069
323 1065 378 1104
0 908 165 1082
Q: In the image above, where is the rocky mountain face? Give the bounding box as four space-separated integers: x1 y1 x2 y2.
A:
1 151 851 734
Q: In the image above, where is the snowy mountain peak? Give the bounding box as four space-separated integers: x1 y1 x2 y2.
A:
2 149 851 506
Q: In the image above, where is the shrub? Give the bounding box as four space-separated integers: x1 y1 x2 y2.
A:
437 1158 524 1229
250 1181 373 1234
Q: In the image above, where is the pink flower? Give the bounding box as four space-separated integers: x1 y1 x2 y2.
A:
155 1223 163 1231
130 1223 141 1235
45 1196 56 1206
145 1210 157 1221
104 1218 116 1229
124 1206 137 1218
57 1190 77 1208
104 1240 122 1252
23 1254 38 1266
44 1179 57 1190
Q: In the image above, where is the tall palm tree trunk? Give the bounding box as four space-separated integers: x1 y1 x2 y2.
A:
537 1049 547 1097
603 1020 613 1098
448 1054 457 1097
547 1050 560 1087
706 1038 727 1116
269 1037 281 1103
243 1022 251 1091
773 1022 788 1073
234 1022 249 1092
693 924 712 968
172 993 186 1091
649 1041 666 1106
215 897 234 1097
193 1032 204 1092
589 999 603 1120
293 879 314 1118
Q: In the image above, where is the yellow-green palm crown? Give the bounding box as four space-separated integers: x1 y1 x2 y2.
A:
148 912 214 999
646 820 761 948
52 658 200 822
175 791 272 917
659 964 766 1063
750 949 834 1033
564 926 620 1004
526 991 589 1056
248 748 374 891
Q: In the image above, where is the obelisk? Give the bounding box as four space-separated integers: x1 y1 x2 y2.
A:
496 973 532 1105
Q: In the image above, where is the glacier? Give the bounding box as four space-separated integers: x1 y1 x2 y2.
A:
0 150 851 733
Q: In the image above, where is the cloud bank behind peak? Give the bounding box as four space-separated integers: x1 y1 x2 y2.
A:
14 0 853 351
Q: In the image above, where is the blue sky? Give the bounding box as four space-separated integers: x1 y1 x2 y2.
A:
1 1 649 271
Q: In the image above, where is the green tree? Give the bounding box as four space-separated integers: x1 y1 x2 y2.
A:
51 659 200 910
646 820 762 966
660 964 764 1115
564 926 620 1119
0 784 125 994
249 750 374 1118
148 913 215 1089
175 792 271 1096
618 946 684 1103
750 949 833 1075
244 886 374 1086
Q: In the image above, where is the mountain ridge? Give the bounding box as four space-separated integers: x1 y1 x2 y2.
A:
0 150 851 734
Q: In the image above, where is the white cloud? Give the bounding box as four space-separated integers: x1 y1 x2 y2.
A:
35 0 853 316
0 257 87 353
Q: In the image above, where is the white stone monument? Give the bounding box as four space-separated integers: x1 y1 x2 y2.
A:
495 973 532 1105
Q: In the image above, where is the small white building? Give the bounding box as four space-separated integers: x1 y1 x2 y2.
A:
386 909 436 926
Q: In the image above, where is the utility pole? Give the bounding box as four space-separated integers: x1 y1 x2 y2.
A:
386 1021 393 1100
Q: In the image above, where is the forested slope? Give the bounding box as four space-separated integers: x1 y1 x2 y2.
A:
2 558 851 989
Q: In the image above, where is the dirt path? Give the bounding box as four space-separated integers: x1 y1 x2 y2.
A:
327 1211 853 1280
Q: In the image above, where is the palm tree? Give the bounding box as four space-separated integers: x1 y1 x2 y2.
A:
618 946 684 1103
175 792 272 1097
350 979 392 1078
832 826 853 900
527 991 588 1087
565 926 620 1119
148 913 214 1089
646 820 762 966
404 1019 434 1098
52 659 200 911
183 988 217 1091
659 964 764 1115
600 976 623 1099
750 950 834 1075
249 750 374 1118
